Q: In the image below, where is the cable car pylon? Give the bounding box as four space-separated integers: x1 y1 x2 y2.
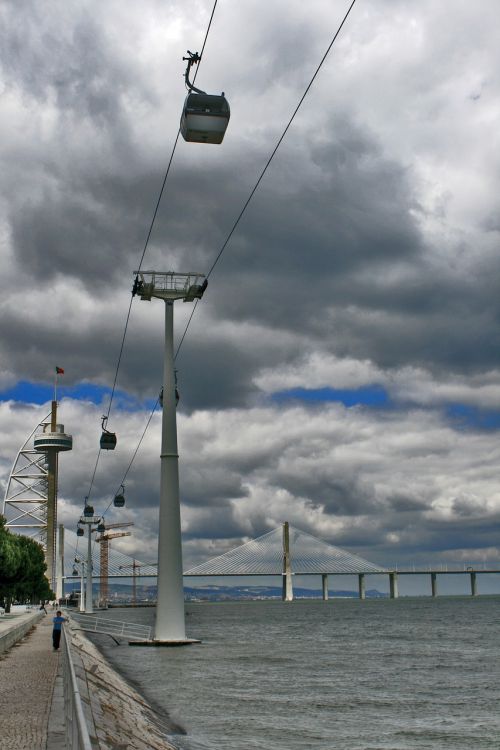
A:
133 270 206 645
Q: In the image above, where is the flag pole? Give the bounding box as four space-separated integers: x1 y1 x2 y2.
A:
54 367 64 403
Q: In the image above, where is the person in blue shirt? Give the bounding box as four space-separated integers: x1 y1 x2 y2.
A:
52 610 67 650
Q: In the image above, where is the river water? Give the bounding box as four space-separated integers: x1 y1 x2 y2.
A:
92 597 500 749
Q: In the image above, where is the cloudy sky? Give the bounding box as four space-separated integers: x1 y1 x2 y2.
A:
1 0 500 593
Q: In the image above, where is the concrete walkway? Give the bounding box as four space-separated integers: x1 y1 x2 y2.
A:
0 611 178 749
0 613 60 749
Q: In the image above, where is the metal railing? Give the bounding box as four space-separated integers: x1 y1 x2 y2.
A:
70 613 151 641
61 626 93 750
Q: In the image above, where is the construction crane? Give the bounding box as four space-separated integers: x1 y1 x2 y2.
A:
96 522 134 606
118 559 158 605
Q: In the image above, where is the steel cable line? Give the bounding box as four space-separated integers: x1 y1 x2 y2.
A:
85 398 160 562
81 0 219 518
175 0 359 358
103 0 218 424
100 396 160 520
86 0 357 534
82 126 181 507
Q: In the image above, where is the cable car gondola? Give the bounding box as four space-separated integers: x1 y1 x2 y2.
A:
180 51 230 144
83 504 94 517
100 415 117 450
77 526 84 537
97 522 106 533
114 484 125 508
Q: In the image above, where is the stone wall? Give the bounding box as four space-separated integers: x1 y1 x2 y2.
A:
0 611 44 655
67 622 177 750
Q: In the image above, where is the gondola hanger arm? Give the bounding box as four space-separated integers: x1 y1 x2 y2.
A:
183 50 207 94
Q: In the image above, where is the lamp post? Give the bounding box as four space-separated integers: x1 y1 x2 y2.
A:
134 270 206 644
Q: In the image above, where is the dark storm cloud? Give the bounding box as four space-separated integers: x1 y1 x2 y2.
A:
1 0 498 381
182 508 252 541
175 341 262 410
274 471 377 517
3 0 497 408
10 191 137 286
451 496 492 519
180 464 248 507
1 1 149 120
388 494 430 513
394 513 500 559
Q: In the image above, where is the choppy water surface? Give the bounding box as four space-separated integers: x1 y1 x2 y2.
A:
94 598 500 749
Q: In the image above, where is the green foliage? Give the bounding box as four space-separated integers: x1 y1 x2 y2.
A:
0 515 54 611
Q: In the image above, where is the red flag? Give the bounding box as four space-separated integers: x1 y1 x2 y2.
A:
55 367 64 374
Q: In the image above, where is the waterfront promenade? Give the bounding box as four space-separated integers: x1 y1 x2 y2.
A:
0 610 62 749
0 608 176 750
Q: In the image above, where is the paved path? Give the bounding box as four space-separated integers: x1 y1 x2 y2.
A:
0 615 60 749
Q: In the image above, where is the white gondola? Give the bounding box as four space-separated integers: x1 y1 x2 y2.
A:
181 92 230 144
180 51 230 145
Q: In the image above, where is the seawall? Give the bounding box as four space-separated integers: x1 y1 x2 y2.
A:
67 620 177 749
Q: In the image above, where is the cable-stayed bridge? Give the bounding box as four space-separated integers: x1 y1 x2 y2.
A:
64 523 385 602
64 523 382 580
64 523 500 602
184 524 385 576
184 522 385 601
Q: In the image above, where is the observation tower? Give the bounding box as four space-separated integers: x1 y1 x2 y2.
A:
3 398 72 594
33 400 72 591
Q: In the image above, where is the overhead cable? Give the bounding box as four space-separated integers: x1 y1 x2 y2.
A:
104 0 218 422
82 0 219 511
94 0 360 523
175 0 359 358
87 0 357 524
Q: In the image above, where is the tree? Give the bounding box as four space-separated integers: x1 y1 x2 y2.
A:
0 516 54 611
15 535 54 603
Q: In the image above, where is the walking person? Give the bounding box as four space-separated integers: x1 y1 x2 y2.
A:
52 610 67 651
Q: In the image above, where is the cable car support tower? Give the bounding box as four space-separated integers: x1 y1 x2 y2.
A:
133 270 207 644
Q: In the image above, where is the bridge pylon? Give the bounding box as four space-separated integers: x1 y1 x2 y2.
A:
282 522 293 601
